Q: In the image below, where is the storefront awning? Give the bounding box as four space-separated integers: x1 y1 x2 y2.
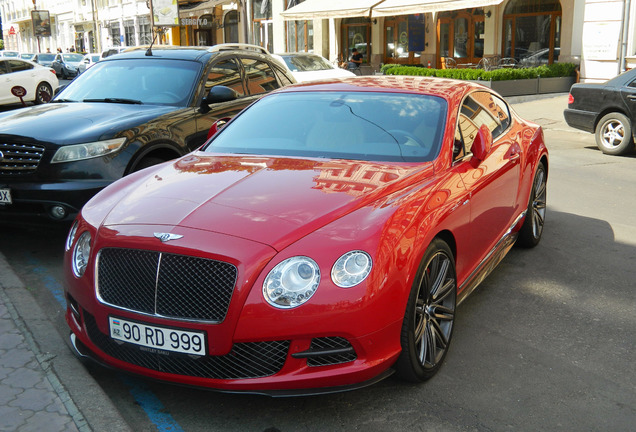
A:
281 0 387 20
371 0 505 17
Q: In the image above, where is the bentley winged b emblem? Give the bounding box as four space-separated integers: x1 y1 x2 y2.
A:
154 232 184 242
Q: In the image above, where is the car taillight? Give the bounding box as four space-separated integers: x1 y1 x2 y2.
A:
568 93 574 105
49 69 56 75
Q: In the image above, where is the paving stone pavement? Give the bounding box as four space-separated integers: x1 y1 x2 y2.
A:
0 289 84 432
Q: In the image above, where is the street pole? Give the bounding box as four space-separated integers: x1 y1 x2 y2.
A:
32 0 41 53
90 0 101 53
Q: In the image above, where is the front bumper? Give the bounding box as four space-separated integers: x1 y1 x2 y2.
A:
65 298 402 395
0 179 111 221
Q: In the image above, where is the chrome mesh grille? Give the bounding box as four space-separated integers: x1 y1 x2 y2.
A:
83 310 289 379
97 248 237 322
0 143 46 175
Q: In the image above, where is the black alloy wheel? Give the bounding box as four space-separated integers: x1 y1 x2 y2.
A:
395 238 457 382
517 162 547 248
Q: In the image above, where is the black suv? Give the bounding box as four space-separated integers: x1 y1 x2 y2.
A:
0 44 295 221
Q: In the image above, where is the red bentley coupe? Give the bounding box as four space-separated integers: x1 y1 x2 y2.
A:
64 76 548 395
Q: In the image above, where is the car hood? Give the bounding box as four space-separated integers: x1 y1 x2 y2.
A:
0 102 178 144
93 153 432 250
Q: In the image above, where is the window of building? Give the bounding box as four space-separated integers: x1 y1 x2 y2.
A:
341 18 371 65
139 17 152 45
224 11 239 43
252 0 273 52
124 20 135 46
503 0 562 65
109 22 121 47
286 0 313 52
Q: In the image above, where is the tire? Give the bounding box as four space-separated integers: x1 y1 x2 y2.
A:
517 162 547 248
133 156 165 172
34 82 53 104
595 112 635 155
395 238 457 382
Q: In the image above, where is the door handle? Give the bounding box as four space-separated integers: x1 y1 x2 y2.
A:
627 95 636 101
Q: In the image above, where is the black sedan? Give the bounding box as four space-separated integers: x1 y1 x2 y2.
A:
0 45 295 221
564 69 636 155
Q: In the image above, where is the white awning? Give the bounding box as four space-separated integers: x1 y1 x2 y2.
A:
281 0 387 20
371 0 504 17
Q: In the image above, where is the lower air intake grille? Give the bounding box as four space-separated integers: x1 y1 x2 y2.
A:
307 337 357 367
84 311 289 379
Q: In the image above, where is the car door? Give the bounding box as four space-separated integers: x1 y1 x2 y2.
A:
620 76 636 128
191 55 272 150
1 60 37 104
452 91 520 269
52 54 62 75
0 60 14 104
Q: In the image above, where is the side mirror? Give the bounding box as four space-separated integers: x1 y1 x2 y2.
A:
470 124 493 161
205 86 239 105
207 117 232 140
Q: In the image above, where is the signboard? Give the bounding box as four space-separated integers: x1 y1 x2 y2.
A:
582 22 620 61
32 10 52 37
152 0 179 26
11 86 27 98
408 15 426 52
9 26 16 35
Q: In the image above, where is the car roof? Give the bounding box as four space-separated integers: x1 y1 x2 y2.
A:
274 75 479 100
107 44 274 63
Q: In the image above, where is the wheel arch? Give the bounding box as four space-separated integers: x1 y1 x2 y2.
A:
593 108 630 132
125 141 183 174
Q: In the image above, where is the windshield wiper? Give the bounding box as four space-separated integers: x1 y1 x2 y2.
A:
51 98 78 103
83 98 143 105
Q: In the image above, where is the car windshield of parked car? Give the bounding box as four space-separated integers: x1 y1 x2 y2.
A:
281 54 333 72
54 58 200 106
37 54 56 62
62 53 85 63
204 91 447 162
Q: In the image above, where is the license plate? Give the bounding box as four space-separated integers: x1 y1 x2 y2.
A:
0 188 11 204
109 316 206 356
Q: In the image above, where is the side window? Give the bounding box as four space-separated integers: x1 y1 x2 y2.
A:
0 61 9 75
272 64 294 86
628 79 636 88
205 58 245 96
8 60 33 73
490 94 511 138
459 91 509 147
240 57 281 95
454 123 466 161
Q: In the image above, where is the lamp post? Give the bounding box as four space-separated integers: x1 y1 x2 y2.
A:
32 0 41 53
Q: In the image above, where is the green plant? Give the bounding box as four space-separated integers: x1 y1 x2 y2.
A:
382 62 577 81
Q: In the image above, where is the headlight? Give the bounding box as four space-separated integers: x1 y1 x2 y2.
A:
263 256 320 309
65 220 78 251
51 137 126 163
331 250 372 288
72 231 92 277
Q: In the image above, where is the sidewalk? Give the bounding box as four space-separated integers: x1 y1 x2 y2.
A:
0 251 131 432
0 93 571 432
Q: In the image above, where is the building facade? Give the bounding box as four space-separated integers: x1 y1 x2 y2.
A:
0 0 634 82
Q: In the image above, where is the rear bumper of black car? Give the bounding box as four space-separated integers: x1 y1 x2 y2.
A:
563 108 597 133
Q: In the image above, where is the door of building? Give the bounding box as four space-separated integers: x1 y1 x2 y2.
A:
437 10 485 68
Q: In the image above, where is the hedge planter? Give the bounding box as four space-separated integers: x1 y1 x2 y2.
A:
468 76 575 96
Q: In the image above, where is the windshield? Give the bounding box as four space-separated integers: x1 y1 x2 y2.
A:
55 58 201 106
38 54 56 61
204 91 447 162
63 53 85 62
281 55 332 72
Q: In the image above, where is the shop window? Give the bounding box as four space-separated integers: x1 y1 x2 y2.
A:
503 0 562 65
341 18 371 64
286 0 313 52
224 11 239 43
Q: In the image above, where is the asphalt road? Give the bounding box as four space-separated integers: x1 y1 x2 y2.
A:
1 94 635 431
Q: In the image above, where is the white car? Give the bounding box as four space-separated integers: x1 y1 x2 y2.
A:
0 58 59 106
78 53 101 74
272 52 356 82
